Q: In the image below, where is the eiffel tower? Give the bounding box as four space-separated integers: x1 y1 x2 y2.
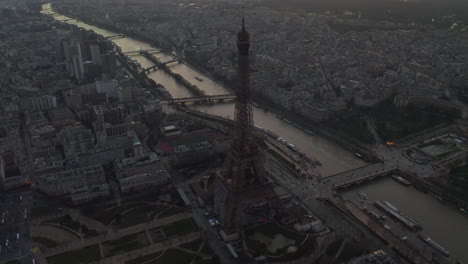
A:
223 19 280 232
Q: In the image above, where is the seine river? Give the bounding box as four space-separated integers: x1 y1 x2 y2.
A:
40 3 366 177
42 4 468 262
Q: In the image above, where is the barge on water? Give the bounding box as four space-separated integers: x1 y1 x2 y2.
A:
275 115 292 124
375 200 421 231
392 175 412 186
419 235 450 257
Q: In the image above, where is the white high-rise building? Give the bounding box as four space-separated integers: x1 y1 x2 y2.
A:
64 41 85 82
72 55 84 81
90 44 102 65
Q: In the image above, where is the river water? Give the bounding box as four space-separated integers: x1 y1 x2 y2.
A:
342 178 468 263
41 3 366 176
42 5 468 262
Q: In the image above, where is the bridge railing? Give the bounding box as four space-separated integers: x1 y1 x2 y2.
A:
106 34 125 39
322 162 380 179
161 94 236 103
123 49 160 55
333 168 396 189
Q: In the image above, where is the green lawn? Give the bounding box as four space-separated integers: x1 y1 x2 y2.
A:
82 203 121 225
118 205 159 228
163 218 199 238
326 238 343 256
126 248 201 264
31 206 60 219
451 165 468 177
335 241 366 263
102 232 149 257
83 202 148 225
179 238 203 251
168 133 216 149
371 103 449 141
125 251 163 264
436 148 460 158
44 215 81 232
84 202 176 227
44 224 81 238
157 206 187 219
246 222 305 241
47 244 101 264
32 236 58 248
200 242 214 256
153 248 199 264
148 228 166 243
323 112 375 144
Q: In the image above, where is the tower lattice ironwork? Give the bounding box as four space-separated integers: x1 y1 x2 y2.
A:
224 19 278 232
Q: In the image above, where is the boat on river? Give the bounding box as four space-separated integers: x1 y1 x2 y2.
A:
392 175 412 186
460 208 467 215
419 235 450 257
357 192 367 200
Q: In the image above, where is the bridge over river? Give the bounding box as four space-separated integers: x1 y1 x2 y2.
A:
162 94 236 104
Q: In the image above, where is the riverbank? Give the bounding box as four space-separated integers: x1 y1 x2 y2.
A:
248 96 375 162
183 55 374 160
340 176 468 263
140 52 206 97
114 50 166 98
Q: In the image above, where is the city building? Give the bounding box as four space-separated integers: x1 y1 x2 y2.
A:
101 53 117 77
18 95 57 111
36 164 107 196
170 141 214 167
70 184 110 204
95 79 119 99
114 153 162 180
0 157 4 182
117 79 134 103
64 41 85 82
58 126 95 160
348 250 397 264
161 125 182 136
119 171 169 193
90 44 102 65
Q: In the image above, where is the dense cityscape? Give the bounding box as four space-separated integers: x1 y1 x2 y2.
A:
0 0 467 263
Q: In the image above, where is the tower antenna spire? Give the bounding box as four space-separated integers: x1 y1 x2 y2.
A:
242 6 245 31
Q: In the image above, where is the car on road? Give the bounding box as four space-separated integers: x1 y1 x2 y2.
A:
208 219 215 226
